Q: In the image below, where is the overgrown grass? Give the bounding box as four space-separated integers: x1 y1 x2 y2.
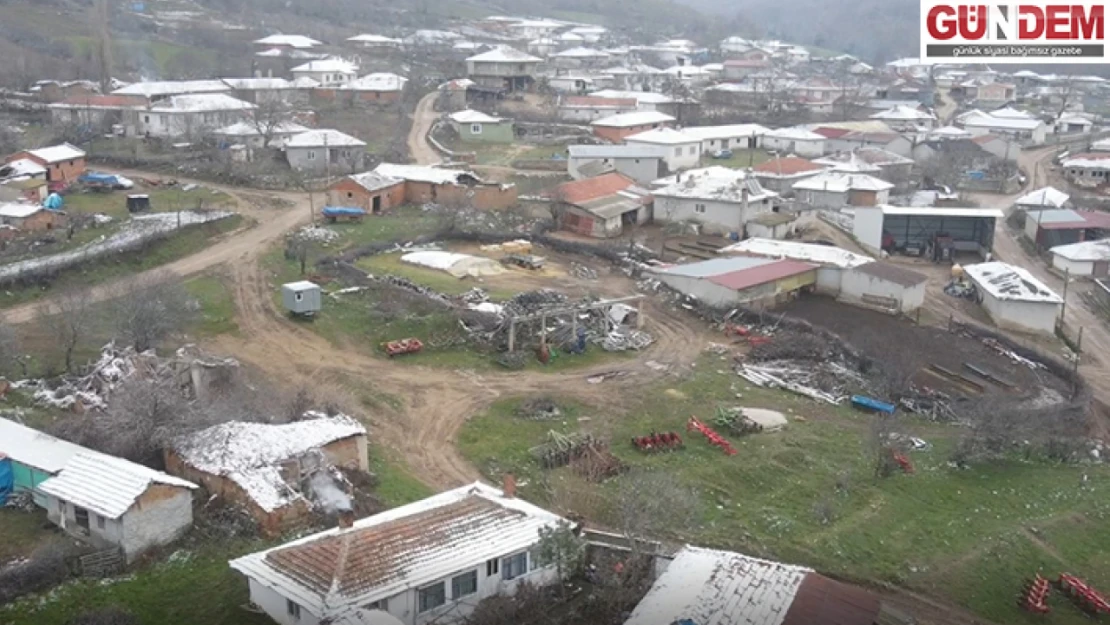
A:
63 187 235 222
185 274 239 337
370 448 436 508
0 509 56 563
0 215 245 309
703 149 772 169
458 356 1110 625
0 540 272 625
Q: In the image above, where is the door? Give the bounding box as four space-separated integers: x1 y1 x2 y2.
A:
372 195 382 214
1094 261 1109 278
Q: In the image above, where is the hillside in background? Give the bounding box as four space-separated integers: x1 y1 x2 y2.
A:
679 0 919 62
0 0 746 89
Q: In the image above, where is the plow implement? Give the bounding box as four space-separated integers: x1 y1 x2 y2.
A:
687 417 736 456
631 431 683 453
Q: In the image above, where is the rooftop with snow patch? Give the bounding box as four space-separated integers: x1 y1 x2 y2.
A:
964 261 1063 304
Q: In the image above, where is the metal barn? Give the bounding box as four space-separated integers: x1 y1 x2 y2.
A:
854 206 1004 259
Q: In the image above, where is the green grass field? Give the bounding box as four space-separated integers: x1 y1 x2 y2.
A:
703 149 772 169
356 253 517 300
458 355 1110 625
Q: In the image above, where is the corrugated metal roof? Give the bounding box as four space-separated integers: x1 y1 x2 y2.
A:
655 256 775 279
707 259 816 291
720 238 873 268
590 111 675 128
624 546 811 625
557 172 638 205
964 261 1063 303
1015 186 1069 208
37 452 196 519
567 144 664 159
879 206 1004 218
781 573 882 625
1050 238 1110 262
851 262 927 287
229 482 563 615
0 417 88 474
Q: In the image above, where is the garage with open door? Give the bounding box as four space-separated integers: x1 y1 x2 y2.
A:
853 206 1004 261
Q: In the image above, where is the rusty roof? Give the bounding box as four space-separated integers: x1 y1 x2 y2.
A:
812 126 853 139
556 172 638 205
781 573 882 625
707 259 816 291
265 496 519 597
753 156 826 176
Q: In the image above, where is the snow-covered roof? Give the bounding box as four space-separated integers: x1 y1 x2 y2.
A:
990 106 1036 120
343 73 407 92
38 451 196 520
879 205 1004 218
448 109 504 124
961 113 1044 131
150 94 257 113
291 58 359 74
1 158 47 178
1016 186 1070 208
373 163 478 185
964 261 1063 304
625 546 812 625
172 413 364 513
290 77 321 89
625 127 698 145
219 77 294 90
929 125 972 139
674 124 769 141
766 127 826 141
567 144 666 159
1050 238 1110 262
466 47 542 63
254 34 322 49
552 46 610 58
590 89 672 103
813 148 913 170
229 482 564 617
1091 138 1110 152
0 417 87 474
0 202 45 218
793 172 893 193
870 104 934 121
285 129 366 148
654 167 777 204
214 120 310 137
590 111 675 128
346 171 403 192
720 238 872 268
346 34 401 45
24 143 86 164
1061 153 1110 169
112 80 231 97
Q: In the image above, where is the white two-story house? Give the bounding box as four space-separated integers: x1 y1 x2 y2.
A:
229 481 565 625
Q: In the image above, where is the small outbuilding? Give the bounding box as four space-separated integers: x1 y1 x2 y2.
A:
839 261 927 314
282 281 322 316
853 205 1003 259
0 203 65 231
1023 209 1110 250
1049 239 1110 278
447 110 514 143
651 256 817 307
554 172 652 238
0 417 87 506
719 238 873 295
327 171 405 214
1014 186 1070 212
38 451 197 563
964 261 1063 334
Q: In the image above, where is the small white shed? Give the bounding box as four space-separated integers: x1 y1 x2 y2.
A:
964 262 1063 334
38 452 197 563
1049 239 1110 278
282 281 322 316
839 261 927 314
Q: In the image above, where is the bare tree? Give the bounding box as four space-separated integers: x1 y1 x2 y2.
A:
864 413 904 478
249 99 296 148
0 324 21 378
612 470 700 558
41 289 96 374
109 272 196 352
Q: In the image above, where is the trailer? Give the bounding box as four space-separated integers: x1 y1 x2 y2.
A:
77 172 134 192
322 206 367 223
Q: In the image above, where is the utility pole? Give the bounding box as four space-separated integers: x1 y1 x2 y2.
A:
1060 266 1071 325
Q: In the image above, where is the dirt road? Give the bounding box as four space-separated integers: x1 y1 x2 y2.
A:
407 92 441 166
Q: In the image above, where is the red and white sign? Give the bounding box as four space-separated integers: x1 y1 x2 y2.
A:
920 0 1107 63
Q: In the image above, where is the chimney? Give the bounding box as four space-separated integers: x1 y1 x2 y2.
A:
337 506 355 529
502 473 517 498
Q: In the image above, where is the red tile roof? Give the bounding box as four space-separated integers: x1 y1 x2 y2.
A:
1038 210 1110 230
707 259 816 291
753 156 826 176
556 172 637 205
812 127 853 139
782 573 883 625
562 96 637 108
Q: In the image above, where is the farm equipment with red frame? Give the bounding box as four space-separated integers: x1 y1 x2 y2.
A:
1057 574 1110 615
631 431 683 453
382 338 423 357
687 417 737 456
1019 574 1051 614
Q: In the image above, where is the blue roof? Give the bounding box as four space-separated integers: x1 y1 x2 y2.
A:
322 206 368 216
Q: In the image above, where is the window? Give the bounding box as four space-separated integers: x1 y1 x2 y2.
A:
286 599 301 620
694 203 706 214
674 147 681 156
346 192 353 199
418 582 446 613
486 558 499 577
74 506 90 531
307 150 317 161
295 292 303 302
365 599 388 611
452 570 478 598
144 115 150 124
689 146 696 155
96 515 106 530
502 552 528 580
471 123 483 134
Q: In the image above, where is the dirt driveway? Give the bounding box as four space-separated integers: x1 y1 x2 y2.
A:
407 92 441 166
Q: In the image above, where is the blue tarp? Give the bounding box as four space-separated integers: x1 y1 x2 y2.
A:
851 395 896 415
0 457 12 505
78 172 119 185
43 193 63 210
322 206 367 217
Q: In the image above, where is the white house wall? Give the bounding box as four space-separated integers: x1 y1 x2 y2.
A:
979 292 1061 334
655 195 772 233
119 489 194 562
140 110 250 138
250 579 323 625
656 274 743 306
840 271 926 313
567 156 662 184
763 137 824 157
44 495 125 553
815 267 843 294
796 188 848 209
852 207 885 254
1051 255 1095 277
636 142 700 171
